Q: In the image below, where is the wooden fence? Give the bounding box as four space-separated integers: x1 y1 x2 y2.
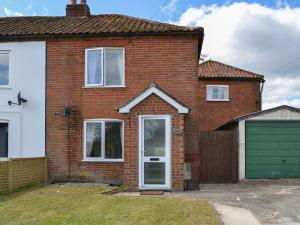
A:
0 157 47 193
199 130 238 183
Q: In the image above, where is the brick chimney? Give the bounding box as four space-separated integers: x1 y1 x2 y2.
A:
66 0 91 17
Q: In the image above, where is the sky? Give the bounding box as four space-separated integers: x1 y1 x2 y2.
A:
1 0 300 109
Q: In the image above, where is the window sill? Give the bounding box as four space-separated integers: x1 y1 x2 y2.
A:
0 158 9 161
83 85 126 89
0 86 12 89
206 99 230 102
82 159 124 163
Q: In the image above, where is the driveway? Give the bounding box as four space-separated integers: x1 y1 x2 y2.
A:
175 180 300 225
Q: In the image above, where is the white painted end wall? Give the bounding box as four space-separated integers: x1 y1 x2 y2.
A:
0 42 46 158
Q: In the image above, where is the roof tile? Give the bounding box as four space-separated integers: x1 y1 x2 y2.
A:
0 14 203 38
198 60 264 81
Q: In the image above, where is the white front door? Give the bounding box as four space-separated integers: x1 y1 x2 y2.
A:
139 115 171 190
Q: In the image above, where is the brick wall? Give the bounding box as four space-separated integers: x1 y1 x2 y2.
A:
46 35 199 189
46 35 261 189
199 80 261 130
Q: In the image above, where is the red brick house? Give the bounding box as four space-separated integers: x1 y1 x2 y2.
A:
0 1 264 191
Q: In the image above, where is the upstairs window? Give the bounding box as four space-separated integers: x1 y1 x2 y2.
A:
206 85 229 101
0 123 8 158
0 52 10 87
84 120 123 161
85 48 125 87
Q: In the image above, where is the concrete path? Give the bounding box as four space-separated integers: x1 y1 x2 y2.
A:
177 180 300 225
214 203 261 225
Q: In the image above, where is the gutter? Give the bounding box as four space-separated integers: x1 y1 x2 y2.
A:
0 30 204 42
198 77 265 81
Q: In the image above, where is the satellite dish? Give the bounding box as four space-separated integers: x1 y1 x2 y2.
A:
18 92 27 105
8 92 27 106
63 104 72 117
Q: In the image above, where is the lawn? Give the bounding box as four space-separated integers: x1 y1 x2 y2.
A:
0 185 220 225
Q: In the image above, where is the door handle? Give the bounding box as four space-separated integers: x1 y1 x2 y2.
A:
150 158 160 161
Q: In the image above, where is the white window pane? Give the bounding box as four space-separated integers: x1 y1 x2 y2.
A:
105 122 123 159
220 87 228 99
212 87 219 99
0 123 8 158
87 50 102 85
86 122 102 158
0 53 9 86
207 87 213 100
104 49 124 86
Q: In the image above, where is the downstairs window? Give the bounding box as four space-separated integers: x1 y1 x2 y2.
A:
0 123 8 158
84 120 123 161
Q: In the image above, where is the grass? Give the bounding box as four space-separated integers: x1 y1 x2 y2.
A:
0 185 220 225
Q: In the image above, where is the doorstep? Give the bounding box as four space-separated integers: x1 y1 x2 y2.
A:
140 190 164 195
115 191 167 197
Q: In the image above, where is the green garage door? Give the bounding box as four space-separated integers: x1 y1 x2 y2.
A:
246 121 300 179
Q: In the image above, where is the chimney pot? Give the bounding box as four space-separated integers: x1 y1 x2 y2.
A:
66 0 91 17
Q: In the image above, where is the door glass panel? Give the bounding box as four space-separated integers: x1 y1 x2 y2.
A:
144 119 165 157
144 162 165 185
0 123 8 158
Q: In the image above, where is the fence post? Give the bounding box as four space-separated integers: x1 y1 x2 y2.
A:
37 158 40 184
8 160 13 192
45 157 48 183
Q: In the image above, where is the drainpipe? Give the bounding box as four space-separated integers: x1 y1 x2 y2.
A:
260 79 265 110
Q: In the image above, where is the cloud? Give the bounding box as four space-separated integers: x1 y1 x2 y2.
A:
42 7 49 16
161 0 178 19
3 7 23 17
176 2 300 109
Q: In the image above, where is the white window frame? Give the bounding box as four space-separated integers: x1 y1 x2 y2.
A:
0 51 11 89
0 120 9 160
85 48 125 88
83 119 124 162
206 85 230 101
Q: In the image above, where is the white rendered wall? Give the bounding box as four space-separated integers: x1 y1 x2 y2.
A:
0 42 46 158
238 108 300 180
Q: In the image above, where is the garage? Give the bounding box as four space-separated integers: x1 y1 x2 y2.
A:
245 120 300 179
219 105 300 180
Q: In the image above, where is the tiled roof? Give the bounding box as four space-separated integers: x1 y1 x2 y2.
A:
0 14 203 38
198 60 264 81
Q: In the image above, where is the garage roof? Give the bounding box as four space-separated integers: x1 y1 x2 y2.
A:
218 105 300 129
